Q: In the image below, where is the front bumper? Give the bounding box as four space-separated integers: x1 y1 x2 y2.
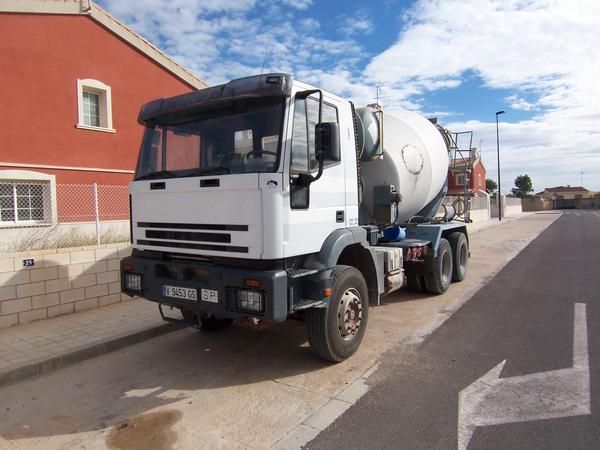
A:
121 255 291 321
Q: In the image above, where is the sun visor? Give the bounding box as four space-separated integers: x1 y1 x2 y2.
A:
138 73 293 125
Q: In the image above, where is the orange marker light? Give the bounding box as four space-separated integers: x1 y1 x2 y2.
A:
323 288 332 297
245 279 261 288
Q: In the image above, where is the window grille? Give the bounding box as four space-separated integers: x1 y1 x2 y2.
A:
0 181 50 224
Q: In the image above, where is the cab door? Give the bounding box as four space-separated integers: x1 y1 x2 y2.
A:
283 94 347 257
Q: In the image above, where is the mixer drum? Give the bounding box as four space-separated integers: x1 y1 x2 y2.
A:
360 109 450 223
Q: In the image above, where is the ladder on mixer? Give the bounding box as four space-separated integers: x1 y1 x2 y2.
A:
448 131 475 223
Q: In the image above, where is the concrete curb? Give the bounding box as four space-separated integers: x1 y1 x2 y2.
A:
0 322 178 388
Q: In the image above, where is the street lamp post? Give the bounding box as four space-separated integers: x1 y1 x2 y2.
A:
496 110 505 221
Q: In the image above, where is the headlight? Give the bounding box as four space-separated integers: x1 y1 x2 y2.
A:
124 273 142 293
236 289 264 313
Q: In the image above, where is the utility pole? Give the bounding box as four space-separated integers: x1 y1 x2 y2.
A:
495 111 506 221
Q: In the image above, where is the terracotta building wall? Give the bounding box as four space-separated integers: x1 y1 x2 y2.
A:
0 13 195 185
447 162 487 194
472 163 486 192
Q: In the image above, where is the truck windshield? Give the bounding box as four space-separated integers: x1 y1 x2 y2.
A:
135 97 285 180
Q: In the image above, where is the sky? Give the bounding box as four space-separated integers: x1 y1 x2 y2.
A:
98 0 600 193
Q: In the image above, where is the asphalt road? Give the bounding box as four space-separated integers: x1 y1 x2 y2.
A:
307 211 600 450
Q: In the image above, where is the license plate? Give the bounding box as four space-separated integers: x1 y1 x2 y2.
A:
162 285 197 301
201 289 219 303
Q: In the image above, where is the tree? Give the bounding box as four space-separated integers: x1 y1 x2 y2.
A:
511 174 533 198
486 178 497 195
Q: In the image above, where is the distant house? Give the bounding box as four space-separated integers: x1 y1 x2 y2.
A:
0 0 206 229
447 152 487 197
535 186 597 200
532 186 599 210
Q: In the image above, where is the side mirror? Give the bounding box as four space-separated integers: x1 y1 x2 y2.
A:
291 183 310 209
316 122 339 162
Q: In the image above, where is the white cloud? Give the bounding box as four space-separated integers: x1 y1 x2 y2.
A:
445 114 600 194
363 0 600 191
98 0 600 191
280 0 313 10
505 95 537 111
339 10 373 36
99 0 365 86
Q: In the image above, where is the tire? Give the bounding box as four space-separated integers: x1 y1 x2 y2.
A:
424 238 453 295
200 316 233 332
448 232 469 282
306 265 369 362
406 271 426 292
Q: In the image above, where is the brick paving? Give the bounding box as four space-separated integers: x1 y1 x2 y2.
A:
0 298 174 386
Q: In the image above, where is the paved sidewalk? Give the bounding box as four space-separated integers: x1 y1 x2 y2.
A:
467 211 541 234
0 299 174 387
0 213 542 388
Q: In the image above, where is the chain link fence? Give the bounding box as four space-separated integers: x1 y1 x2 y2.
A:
0 183 130 253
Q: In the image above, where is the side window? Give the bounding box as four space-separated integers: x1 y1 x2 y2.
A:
290 99 309 173
290 97 339 174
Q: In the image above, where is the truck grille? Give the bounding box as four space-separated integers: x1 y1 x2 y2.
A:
136 222 249 254
138 222 248 231
145 230 231 243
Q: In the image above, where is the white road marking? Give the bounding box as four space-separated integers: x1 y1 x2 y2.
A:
458 303 590 450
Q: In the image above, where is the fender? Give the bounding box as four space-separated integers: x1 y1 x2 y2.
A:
304 227 367 269
304 227 384 305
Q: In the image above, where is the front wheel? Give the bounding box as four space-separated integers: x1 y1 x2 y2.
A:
306 265 369 362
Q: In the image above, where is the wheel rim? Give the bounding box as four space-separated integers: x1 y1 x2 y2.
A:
441 250 452 285
337 288 363 341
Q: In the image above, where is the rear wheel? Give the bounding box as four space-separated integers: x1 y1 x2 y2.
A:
448 232 469 282
306 265 369 362
424 238 453 294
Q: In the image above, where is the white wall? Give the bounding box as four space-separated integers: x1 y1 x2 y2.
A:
0 243 132 328
0 221 129 253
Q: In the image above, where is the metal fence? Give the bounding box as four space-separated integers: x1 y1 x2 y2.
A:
0 183 130 252
57 184 129 223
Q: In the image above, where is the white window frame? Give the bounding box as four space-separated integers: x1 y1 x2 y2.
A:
76 79 115 133
455 173 466 186
0 170 57 228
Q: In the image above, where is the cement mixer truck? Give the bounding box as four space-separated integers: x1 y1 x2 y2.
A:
121 73 470 361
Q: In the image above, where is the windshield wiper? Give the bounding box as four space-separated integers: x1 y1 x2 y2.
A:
135 170 175 181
